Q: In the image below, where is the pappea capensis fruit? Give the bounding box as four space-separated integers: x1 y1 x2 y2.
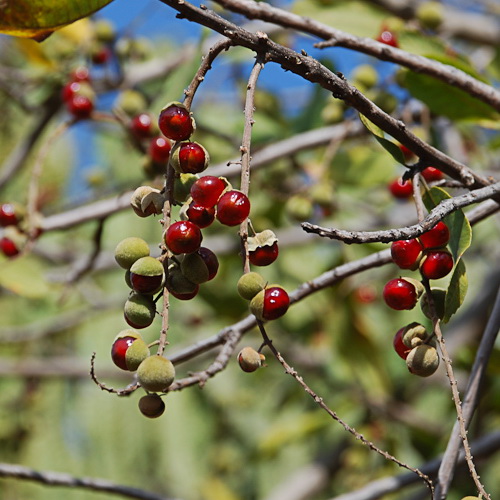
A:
111 330 150 371
138 394 165 418
237 347 265 373
137 355 175 392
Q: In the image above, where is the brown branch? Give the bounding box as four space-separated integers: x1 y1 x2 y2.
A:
0 462 177 500
302 181 500 243
157 0 492 192
256 320 434 496
212 0 500 111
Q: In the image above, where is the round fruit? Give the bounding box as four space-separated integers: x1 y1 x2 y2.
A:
393 328 409 360
165 220 202 255
174 173 199 204
172 142 209 174
166 266 198 295
61 81 83 103
158 102 194 141
250 286 290 321
420 250 453 280
401 322 432 349
237 347 265 373
388 178 413 199
406 344 440 377
190 176 227 208
129 256 165 294
124 293 156 329
138 394 165 418
391 238 423 270
0 203 21 227
149 136 171 164
249 241 279 267
169 286 199 301
198 247 219 281
420 288 446 320
130 113 154 139
111 330 150 371
421 167 443 182
180 252 209 284
285 195 314 221
419 221 449 249
67 94 94 119
352 64 378 89
131 186 162 218
70 66 91 82
114 237 150 269
417 1 443 30
0 237 20 257
376 29 398 47
383 278 419 310
137 355 175 392
185 201 215 228
91 45 111 65
237 272 267 300
216 190 250 226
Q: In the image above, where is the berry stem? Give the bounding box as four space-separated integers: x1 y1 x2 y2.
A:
239 56 265 274
422 279 491 500
255 320 434 496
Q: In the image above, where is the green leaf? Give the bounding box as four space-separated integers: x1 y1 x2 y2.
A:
443 258 468 323
358 113 406 164
0 0 114 40
422 186 472 261
399 66 497 122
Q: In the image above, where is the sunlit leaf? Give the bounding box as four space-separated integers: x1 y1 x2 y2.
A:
0 0 114 39
422 186 472 261
443 258 467 323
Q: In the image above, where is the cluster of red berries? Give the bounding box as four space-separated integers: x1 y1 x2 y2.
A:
388 166 444 200
61 67 95 119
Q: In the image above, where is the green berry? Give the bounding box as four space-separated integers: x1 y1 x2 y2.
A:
352 64 378 89
406 344 440 377
166 265 198 294
180 253 209 284
137 355 175 392
237 272 267 300
417 1 444 30
124 293 156 329
174 173 199 204
114 237 150 270
115 89 147 117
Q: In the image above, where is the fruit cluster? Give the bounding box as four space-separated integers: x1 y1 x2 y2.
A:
388 166 444 200
61 67 95 119
383 220 454 376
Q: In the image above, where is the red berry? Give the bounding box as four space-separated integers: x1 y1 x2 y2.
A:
71 66 91 82
389 178 413 199
420 250 453 280
419 221 449 249
186 201 215 228
190 176 227 208
263 286 290 320
421 167 443 182
131 113 154 139
149 136 171 164
249 241 279 267
393 328 410 359
216 190 250 226
0 203 20 227
91 46 111 65
111 336 136 370
198 247 219 281
399 144 414 162
61 81 82 102
165 220 202 254
391 238 423 270
383 278 418 310
176 142 208 174
377 29 399 47
169 285 199 301
130 273 164 294
158 103 193 141
67 95 94 119
0 237 20 257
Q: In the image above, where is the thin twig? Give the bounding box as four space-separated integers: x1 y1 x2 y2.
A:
90 352 139 396
302 181 500 243
239 55 265 274
256 320 434 497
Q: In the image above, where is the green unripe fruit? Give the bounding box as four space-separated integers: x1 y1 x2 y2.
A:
137 355 175 392
174 173 199 203
166 266 198 294
115 90 147 117
417 1 443 30
352 64 378 90
138 394 165 418
114 237 150 270
124 293 156 329
372 91 397 114
406 344 439 377
94 19 116 43
285 195 314 221
129 256 165 295
237 347 265 373
180 253 209 284
321 100 344 124
420 288 446 320
237 272 267 300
